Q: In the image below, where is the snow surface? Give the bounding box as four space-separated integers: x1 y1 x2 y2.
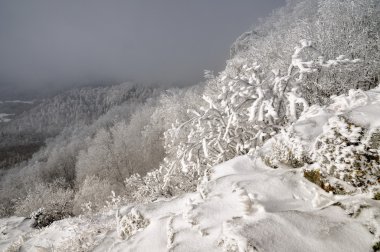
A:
287 88 380 153
1 156 378 252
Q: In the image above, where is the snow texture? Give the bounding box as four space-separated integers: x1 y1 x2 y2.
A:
1 155 378 251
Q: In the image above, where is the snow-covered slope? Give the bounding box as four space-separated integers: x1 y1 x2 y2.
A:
107 156 376 252
1 88 380 251
1 155 379 251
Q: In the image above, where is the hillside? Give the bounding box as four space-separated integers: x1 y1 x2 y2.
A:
1 82 155 138
1 86 380 252
0 82 158 169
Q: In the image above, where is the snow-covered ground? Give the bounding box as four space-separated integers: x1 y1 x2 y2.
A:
1 155 379 251
106 156 377 252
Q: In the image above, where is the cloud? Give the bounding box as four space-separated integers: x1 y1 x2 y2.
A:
0 0 285 97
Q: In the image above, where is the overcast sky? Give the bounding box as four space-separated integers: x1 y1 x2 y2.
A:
0 0 285 97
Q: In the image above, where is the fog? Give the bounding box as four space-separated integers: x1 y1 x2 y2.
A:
0 0 285 98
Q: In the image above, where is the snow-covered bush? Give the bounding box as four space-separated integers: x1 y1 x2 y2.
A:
29 207 71 229
14 179 74 227
313 116 380 193
124 167 179 202
263 125 312 169
116 208 150 240
264 137 306 169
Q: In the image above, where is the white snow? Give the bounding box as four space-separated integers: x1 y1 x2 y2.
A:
286 87 380 154
1 155 378 251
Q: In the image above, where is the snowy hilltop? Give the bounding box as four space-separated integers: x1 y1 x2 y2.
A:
1 87 380 251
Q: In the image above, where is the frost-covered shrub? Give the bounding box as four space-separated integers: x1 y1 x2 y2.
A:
264 130 309 168
116 208 150 240
30 207 72 229
124 168 175 202
313 116 380 192
14 179 74 227
265 140 305 168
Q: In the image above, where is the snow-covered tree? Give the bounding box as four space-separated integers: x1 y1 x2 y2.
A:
232 0 380 104
157 40 360 195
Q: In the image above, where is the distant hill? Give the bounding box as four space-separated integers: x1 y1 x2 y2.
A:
1 82 154 138
0 82 158 168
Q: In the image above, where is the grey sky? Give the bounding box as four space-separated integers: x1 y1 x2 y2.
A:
0 0 285 96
